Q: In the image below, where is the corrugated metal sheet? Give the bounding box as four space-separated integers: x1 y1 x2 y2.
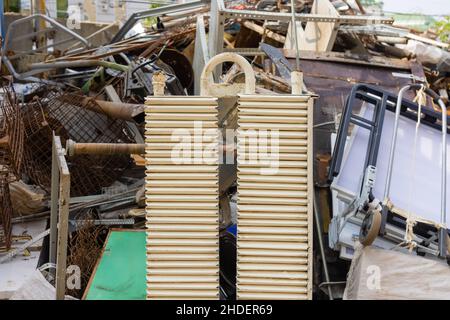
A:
236 94 314 300
145 96 220 300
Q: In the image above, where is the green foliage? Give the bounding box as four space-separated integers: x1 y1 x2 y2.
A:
57 0 69 18
143 4 162 28
6 0 21 12
433 16 450 43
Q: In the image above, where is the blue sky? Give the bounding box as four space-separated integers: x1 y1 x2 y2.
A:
382 0 450 16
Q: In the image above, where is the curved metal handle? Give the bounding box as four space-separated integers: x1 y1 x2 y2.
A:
200 52 256 97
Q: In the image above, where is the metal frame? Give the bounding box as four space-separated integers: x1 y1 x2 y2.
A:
209 0 393 58
329 84 450 182
382 84 448 257
50 134 71 300
329 84 450 258
1 14 89 81
329 84 388 185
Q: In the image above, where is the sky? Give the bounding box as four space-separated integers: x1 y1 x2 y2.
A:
382 0 450 16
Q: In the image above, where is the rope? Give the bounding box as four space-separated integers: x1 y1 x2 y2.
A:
399 84 426 251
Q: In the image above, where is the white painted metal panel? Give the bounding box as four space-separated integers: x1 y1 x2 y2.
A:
236 94 313 300
145 96 219 300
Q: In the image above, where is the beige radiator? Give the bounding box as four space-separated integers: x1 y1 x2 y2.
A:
236 94 314 300
145 96 220 300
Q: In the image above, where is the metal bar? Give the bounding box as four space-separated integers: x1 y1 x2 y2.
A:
66 140 145 156
0 0 4 43
70 218 135 227
67 22 117 51
0 229 51 264
383 86 414 200
438 98 448 257
111 0 206 43
313 192 333 300
290 0 300 71
208 0 224 77
12 27 56 43
221 8 393 24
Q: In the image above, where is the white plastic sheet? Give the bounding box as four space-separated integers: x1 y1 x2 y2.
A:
335 104 450 226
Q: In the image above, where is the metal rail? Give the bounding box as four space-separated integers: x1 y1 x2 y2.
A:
111 0 207 43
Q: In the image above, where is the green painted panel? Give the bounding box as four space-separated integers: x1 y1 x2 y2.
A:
84 230 146 300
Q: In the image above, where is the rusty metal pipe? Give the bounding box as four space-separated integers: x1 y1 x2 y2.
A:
66 140 144 157
81 98 145 124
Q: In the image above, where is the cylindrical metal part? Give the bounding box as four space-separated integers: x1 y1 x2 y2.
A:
82 98 145 123
66 140 144 156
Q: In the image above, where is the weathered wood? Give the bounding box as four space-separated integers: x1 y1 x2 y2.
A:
242 20 286 44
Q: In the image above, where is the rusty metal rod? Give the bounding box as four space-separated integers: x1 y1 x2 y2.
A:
66 140 144 157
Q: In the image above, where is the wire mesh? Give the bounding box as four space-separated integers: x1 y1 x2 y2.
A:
21 89 135 196
66 210 107 299
0 86 24 251
0 179 13 251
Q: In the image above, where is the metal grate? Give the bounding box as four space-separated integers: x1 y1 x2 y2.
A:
21 90 135 196
145 96 220 300
236 94 313 300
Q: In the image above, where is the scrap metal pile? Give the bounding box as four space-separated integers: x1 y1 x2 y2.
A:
0 0 449 300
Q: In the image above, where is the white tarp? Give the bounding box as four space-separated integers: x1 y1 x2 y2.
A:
344 244 450 300
10 270 77 300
